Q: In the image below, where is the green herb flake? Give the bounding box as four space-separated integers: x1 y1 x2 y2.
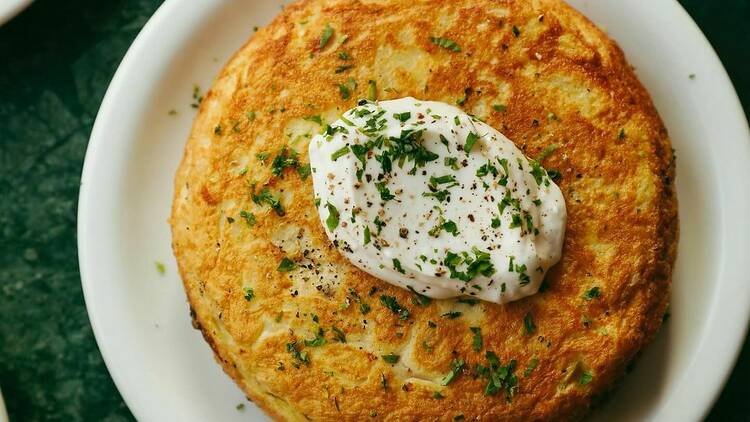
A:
319 23 334 49
243 287 255 301
393 112 411 122
464 132 479 153
335 64 354 73
524 358 539 377
367 80 378 101
304 333 326 347
430 36 461 52
512 25 521 37
382 353 400 364
579 371 593 385
583 287 601 301
432 391 445 400
251 187 285 216
470 327 483 352
392 258 406 274
331 145 351 161
325 202 340 231
331 326 347 343
286 341 309 367
338 51 352 60
380 295 410 320
523 312 536 335
443 220 459 236
277 257 296 272
363 226 371 245
239 210 256 226
304 115 323 125
338 77 357 100
493 104 507 112
155 261 166 275
440 359 465 385
442 311 462 319
375 181 395 201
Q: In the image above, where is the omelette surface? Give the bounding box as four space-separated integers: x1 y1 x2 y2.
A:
170 0 678 420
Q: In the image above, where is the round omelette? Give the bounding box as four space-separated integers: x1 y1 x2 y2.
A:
170 0 678 420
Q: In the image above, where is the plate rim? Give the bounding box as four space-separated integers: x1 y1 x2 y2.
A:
77 0 750 420
0 0 33 26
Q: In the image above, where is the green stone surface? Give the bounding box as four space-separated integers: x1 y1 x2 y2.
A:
0 1 747 420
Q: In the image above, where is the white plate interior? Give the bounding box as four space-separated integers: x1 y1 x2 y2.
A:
79 0 750 421
0 0 32 26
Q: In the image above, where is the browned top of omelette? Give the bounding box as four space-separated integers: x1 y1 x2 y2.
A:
170 0 677 420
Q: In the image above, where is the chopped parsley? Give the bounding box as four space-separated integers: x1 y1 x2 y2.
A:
337 51 352 60
379 295 410 320
524 358 539 377
523 312 536 335
286 341 309 367
393 112 411 122
335 64 354 73
325 202 340 231
579 371 593 385
443 248 496 282
392 258 406 274
331 145 351 161
479 351 518 398
277 257 296 272
470 327 483 352
331 326 347 343
319 23 334 49
429 36 461 52
493 104 507 112
363 226 371 245
251 187 285 216
583 287 601 301
432 391 445 400
440 359 465 385
239 210 256 226
270 146 303 178
442 311 462 319
464 132 479 153
512 25 520 37
442 220 459 236
155 261 166 275
304 330 327 347
381 353 400 364
367 80 377 101
338 77 356 99
304 115 323 125
374 181 395 201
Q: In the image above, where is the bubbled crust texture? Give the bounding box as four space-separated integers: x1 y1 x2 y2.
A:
170 0 677 420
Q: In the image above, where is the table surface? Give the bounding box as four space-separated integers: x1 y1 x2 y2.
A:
0 1 747 420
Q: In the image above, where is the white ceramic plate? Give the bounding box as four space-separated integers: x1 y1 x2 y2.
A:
78 0 750 420
0 388 7 422
0 0 32 26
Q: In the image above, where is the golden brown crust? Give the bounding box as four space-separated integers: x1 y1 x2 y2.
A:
170 0 678 420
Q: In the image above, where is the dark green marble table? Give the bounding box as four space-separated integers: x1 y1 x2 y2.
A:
0 1 747 420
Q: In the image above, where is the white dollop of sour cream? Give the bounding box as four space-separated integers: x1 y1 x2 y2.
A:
308 97 566 304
